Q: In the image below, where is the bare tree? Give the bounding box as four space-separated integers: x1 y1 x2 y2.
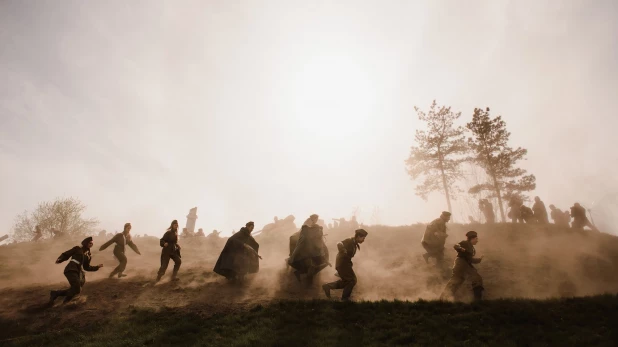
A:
11 197 99 242
466 107 536 221
405 100 467 214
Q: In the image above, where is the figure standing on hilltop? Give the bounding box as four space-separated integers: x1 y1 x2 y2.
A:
479 199 495 224
508 196 524 223
49 237 103 305
156 220 182 282
99 223 141 279
196 228 205 237
421 211 450 266
532 197 549 224
520 205 535 223
570 203 597 231
213 221 261 282
288 214 331 284
32 225 43 242
440 231 484 301
549 205 570 227
322 228 368 301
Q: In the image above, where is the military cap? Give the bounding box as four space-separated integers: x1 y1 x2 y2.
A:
81 236 93 246
246 221 255 227
355 229 368 237
441 211 452 217
466 231 478 239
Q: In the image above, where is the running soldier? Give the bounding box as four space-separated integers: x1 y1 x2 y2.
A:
49 237 103 305
421 211 450 266
213 221 261 282
570 203 598 231
99 223 141 278
322 229 368 301
440 231 484 301
156 220 182 282
533 197 549 224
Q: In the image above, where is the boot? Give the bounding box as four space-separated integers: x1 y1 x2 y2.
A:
473 286 484 301
118 273 127 278
422 254 430 264
155 274 162 283
293 270 301 283
48 291 58 306
322 284 331 298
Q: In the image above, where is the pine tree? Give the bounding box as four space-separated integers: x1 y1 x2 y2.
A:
405 100 467 214
466 107 536 221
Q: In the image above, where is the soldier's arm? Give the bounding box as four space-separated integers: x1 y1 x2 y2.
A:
159 232 169 247
99 236 117 251
56 247 78 263
470 256 483 264
453 244 465 252
128 241 141 255
82 255 101 272
337 242 347 254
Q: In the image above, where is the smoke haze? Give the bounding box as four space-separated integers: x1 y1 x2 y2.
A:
1 0 617 237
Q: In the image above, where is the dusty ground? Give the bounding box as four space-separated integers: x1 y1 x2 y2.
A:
1 222 618 341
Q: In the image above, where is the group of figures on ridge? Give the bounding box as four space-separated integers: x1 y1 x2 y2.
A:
48 210 497 305
47 216 369 304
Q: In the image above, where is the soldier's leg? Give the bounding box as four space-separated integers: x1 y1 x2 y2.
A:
435 247 445 266
62 272 83 303
341 270 357 300
170 253 182 279
324 266 349 294
334 266 357 300
50 272 73 304
110 251 127 277
157 253 171 280
421 242 431 263
468 267 484 301
441 260 466 299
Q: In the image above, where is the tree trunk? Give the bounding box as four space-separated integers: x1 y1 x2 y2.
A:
492 174 506 222
438 157 453 216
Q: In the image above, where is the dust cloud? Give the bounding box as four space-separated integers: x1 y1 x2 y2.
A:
2 221 618 319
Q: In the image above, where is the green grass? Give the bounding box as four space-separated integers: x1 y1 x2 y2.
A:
3 295 618 347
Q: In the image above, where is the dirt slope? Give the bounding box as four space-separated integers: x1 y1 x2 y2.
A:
1 223 617 340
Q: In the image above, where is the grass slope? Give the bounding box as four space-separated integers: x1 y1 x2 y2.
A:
3 295 618 347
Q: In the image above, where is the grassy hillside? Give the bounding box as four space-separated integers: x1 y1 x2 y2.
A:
3 295 618 346
1 223 617 345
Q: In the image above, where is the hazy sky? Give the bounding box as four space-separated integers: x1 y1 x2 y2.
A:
1 0 617 237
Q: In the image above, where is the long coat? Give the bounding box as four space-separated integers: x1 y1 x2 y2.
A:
288 225 329 274
213 227 260 278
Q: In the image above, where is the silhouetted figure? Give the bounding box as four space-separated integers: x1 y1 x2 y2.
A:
196 228 205 237
49 237 102 305
563 210 571 227
32 225 43 242
549 205 569 227
288 214 330 283
440 231 484 301
479 199 495 224
520 205 535 223
213 221 260 282
322 229 368 301
508 196 524 223
532 197 549 224
570 203 597 231
421 211 450 266
99 223 141 279
156 220 182 282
